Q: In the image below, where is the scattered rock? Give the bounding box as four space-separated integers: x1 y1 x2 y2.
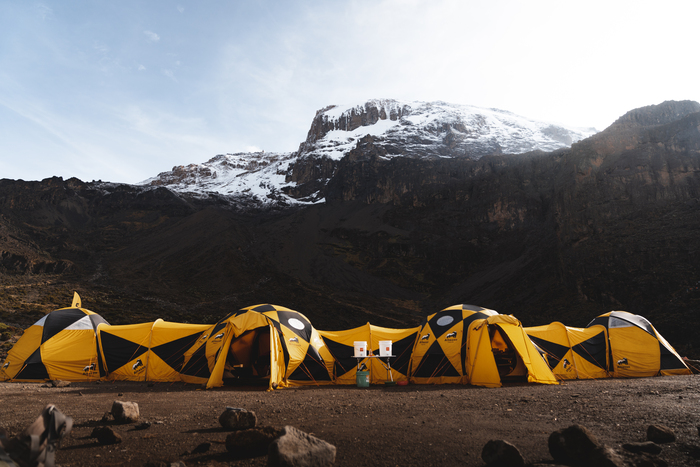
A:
481 439 525 467
226 426 282 458
191 442 211 454
219 407 257 431
101 411 114 422
268 425 336 467
647 425 676 444
549 424 600 465
622 441 663 455
91 426 122 445
111 400 140 423
133 421 152 430
548 425 624 467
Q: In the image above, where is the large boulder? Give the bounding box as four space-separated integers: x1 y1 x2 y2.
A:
268 426 336 467
481 439 525 467
226 426 281 458
111 401 140 423
548 425 625 467
219 407 257 431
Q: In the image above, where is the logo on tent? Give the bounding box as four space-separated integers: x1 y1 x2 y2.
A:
132 358 145 374
201 334 208 340
213 333 225 341
83 363 96 373
289 337 299 344
420 333 430 343
2 361 9 369
445 331 457 340
563 358 572 372
617 357 629 367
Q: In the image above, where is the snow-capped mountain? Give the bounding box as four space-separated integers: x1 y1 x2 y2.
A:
142 99 597 206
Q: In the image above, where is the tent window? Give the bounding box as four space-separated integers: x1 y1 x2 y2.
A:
609 317 634 329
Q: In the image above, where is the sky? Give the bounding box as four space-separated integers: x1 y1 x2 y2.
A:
1 1 699 184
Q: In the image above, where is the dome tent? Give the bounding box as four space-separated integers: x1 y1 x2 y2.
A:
1 293 108 382
587 311 691 378
410 304 558 387
179 304 333 389
409 304 499 384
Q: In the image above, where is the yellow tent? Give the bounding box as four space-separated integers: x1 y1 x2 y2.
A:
466 315 558 388
319 324 419 384
179 304 333 389
587 311 691 377
525 322 609 380
410 304 498 384
1 293 108 382
97 319 210 382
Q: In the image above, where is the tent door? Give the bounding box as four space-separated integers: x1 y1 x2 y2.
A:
223 327 271 387
489 325 527 382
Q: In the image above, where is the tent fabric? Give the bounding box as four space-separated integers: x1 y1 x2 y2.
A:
525 322 609 380
466 315 558 388
179 304 333 389
1 304 109 382
97 320 210 382
587 311 691 377
319 324 419 384
410 304 498 385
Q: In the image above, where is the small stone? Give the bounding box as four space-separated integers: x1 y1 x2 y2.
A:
481 439 525 467
51 380 71 388
133 421 151 430
219 407 257 431
91 426 122 445
111 400 140 423
191 442 211 454
548 424 600 465
647 425 676 444
623 441 663 454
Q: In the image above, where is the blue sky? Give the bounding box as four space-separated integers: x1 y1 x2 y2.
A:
1 0 699 184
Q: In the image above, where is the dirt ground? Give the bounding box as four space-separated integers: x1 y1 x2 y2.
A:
1 375 700 467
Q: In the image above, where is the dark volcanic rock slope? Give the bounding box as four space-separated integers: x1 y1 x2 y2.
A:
1 101 699 357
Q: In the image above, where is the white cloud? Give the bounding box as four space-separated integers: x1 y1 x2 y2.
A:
35 3 53 20
177 6 184 13
162 69 177 82
143 30 160 42
138 64 146 71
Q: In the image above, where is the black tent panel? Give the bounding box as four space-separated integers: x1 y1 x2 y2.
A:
100 331 148 373
288 350 332 382
180 344 211 378
251 304 277 313
42 308 86 343
151 332 207 371
413 340 460 378
274 310 313 342
528 335 570 369
14 348 49 380
321 337 356 377
390 332 418 375
659 342 687 371
586 316 608 328
572 331 608 370
426 309 464 340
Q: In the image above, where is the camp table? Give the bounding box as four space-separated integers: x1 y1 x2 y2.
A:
355 354 396 383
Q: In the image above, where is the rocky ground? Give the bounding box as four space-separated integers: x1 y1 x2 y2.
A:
1 375 700 466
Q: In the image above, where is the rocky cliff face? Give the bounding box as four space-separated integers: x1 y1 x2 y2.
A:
1 100 699 358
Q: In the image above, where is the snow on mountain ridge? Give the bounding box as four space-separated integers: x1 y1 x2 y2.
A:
142 99 598 207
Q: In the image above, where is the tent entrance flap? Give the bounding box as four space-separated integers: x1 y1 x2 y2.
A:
223 327 271 386
489 325 527 382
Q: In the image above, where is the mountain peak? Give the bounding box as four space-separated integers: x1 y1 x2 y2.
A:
609 100 700 129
